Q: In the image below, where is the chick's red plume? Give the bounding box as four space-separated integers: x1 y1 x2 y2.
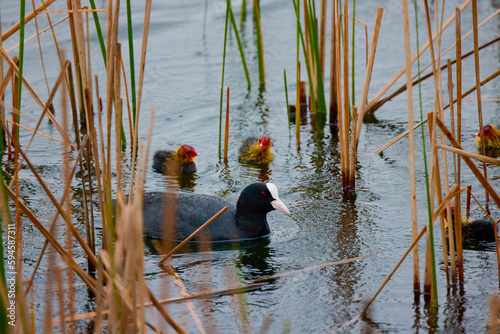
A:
478 124 492 137
258 134 271 149
181 145 199 158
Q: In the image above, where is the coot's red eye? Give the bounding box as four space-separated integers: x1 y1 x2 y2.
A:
261 191 266 196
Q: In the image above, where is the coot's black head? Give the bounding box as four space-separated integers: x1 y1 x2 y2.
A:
236 183 290 217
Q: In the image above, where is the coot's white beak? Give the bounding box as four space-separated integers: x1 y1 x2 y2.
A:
271 198 290 215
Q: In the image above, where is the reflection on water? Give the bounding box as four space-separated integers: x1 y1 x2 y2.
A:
235 239 276 281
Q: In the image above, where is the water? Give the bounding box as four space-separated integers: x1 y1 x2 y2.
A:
2 0 500 332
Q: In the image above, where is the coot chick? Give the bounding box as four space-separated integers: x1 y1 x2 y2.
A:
239 134 273 164
475 124 500 158
152 145 199 174
445 203 497 243
142 183 290 242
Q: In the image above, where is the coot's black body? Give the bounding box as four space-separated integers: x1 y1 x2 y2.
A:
152 150 196 174
142 183 289 242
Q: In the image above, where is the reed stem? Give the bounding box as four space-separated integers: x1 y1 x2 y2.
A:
284 68 291 138
224 87 230 163
455 7 464 283
16 0 26 144
219 4 229 160
126 0 137 129
402 0 421 294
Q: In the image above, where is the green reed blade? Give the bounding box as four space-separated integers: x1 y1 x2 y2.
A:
296 0 300 138
89 0 107 66
351 0 356 106
293 0 314 109
414 0 438 305
284 68 291 138
219 4 230 160
241 0 247 23
126 0 137 129
253 0 265 87
227 0 251 88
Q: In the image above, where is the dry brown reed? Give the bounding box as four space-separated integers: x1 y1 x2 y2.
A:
454 6 465 282
401 0 420 292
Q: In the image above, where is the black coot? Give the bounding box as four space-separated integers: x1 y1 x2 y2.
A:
142 183 290 242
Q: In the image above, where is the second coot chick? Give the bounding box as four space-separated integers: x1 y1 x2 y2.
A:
475 124 500 158
152 145 199 174
239 134 273 164
142 183 290 242
445 203 497 243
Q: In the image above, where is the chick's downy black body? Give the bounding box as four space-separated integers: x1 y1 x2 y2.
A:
142 183 289 242
152 145 198 174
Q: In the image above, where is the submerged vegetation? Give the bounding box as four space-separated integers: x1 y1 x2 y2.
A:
0 0 499 332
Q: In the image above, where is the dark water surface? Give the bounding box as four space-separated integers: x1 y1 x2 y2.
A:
2 0 500 332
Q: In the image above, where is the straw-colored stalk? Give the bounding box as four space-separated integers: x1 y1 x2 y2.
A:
11 57 19 148
472 0 488 203
488 293 500 333
355 7 383 138
401 0 420 293
364 0 473 114
114 43 122 192
319 0 327 79
424 112 436 301
446 59 457 281
349 106 358 190
224 87 230 163
334 0 344 178
341 0 350 191
455 7 464 282
296 61 301 143
329 0 338 124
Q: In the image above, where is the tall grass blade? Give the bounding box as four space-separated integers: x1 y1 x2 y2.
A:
89 0 107 66
219 4 230 159
351 0 356 106
227 0 251 88
253 0 265 87
126 0 137 128
284 68 291 138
